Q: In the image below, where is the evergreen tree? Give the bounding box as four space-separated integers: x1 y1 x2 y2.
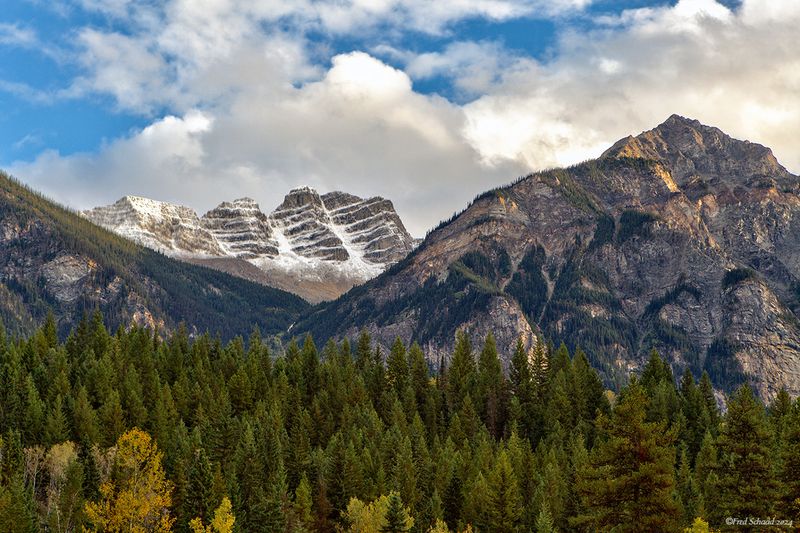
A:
477 333 505 438
777 398 800 521
381 492 412 533
187 437 216 525
676 444 698 526
573 380 679 532
710 385 778 529
534 502 555 533
447 332 476 414
386 338 409 395
483 449 523 533
44 394 68 445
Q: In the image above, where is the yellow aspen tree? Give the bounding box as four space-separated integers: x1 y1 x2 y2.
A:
84 428 174 532
189 497 235 533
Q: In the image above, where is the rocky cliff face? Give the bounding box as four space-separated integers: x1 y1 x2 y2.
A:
299 115 800 401
84 187 416 303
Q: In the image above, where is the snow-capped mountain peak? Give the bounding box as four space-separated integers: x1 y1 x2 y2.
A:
83 188 415 302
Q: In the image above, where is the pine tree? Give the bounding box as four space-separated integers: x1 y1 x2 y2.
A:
72 386 98 444
99 389 126 446
676 444 698 526
698 372 720 431
381 492 412 533
777 398 800 521
0 474 37 533
477 333 505 438
447 332 475 414
386 338 409 395
408 343 429 414
710 385 778 529
483 449 523 533
534 501 555 533
693 431 717 520
392 436 418 514
292 474 314 532
187 437 216 525
22 375 44 444
573 380 679 532
509 339 534 440
44 394 68 445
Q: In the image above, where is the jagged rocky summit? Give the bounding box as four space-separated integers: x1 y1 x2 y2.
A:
297 115 800 401
84 187 416 303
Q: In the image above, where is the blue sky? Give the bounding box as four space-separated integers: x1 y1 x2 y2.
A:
1 0 797 235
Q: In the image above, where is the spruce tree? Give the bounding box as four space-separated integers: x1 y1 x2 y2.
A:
483 449 523 533
777 398 800 521
386 338 409 395
381 492 412 533
447 331 476 414
187 440 216 525
710 385 778 529
477 333 505 438
573 380 679 532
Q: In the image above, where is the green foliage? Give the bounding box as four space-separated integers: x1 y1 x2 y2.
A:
703 339 748 391
616 209 658 243
721 268 756 290
0 311 789 532
589 214 615 249
573 380 680 532
505 246 548 322
710 386 779 527
543 169 601 214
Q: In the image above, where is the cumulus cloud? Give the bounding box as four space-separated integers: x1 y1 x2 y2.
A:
8 0 800 237
12 51 524 235
0 23 37 47
461 0 800 172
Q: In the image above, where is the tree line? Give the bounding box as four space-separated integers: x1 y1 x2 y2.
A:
0 312 798 532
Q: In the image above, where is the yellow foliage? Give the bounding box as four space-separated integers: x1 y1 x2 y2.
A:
343 494 413 533
190 497 235 533
428 519 451 532
189 517 207 533
83 428 174 532
683 517 719 533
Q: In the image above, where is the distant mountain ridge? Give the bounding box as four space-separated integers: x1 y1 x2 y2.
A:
0 171 308 339
297 115 800 401
84 187 415 303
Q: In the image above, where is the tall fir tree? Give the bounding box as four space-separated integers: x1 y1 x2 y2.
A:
710 385 778 530
573 380 679 532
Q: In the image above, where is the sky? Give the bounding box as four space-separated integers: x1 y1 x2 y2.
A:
1 0 798 236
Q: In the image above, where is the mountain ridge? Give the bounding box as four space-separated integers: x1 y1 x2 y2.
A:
0 171 308 339
84 187 416 303
297 115 800 400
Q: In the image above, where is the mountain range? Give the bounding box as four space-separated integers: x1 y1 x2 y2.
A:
297 115 800 401
0 172 308 339
83 187 416 303
2 115 799 400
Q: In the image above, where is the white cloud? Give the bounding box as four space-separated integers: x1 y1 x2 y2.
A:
404 41 534 98
9 0 800 238
461 0 800 172
0 23 37 47
11 51 524 235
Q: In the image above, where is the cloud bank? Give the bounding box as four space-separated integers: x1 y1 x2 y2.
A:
7 0 800 236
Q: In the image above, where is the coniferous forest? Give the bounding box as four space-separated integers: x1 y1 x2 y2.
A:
1 313 798 532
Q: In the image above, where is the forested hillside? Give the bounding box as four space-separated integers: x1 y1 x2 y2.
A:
1 315 797 532
0 171 308 339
